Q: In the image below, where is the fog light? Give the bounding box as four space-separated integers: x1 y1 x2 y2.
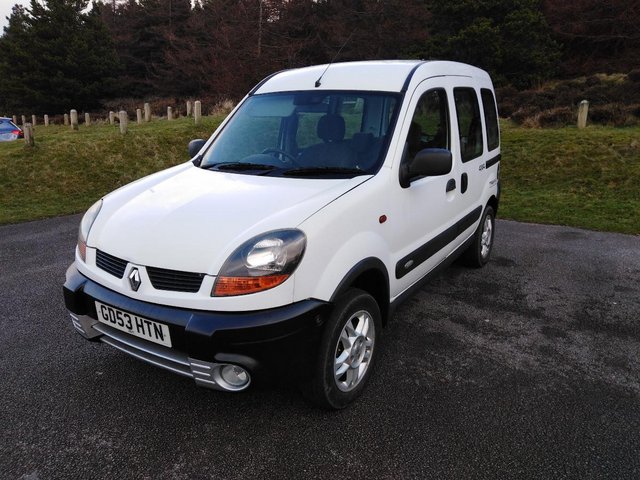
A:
220 365 250 388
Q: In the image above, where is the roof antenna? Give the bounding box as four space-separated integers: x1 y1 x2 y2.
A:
315 33 353 88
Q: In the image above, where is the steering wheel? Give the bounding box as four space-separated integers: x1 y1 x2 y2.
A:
261 148 299 165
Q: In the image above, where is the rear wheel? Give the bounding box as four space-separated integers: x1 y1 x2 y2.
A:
303 288 381 409
463 206 495 267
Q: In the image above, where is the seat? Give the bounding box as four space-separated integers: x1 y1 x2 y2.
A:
298 114 357 168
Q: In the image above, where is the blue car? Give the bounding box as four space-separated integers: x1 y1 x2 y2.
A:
0 117 23 141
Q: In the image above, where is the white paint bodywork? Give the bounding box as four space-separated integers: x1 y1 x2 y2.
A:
77 60 499 312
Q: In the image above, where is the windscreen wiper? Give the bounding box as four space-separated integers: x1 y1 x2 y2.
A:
283 166 365 177
203 162 277 171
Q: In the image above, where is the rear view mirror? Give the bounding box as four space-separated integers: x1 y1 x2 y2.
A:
189 139 206 160
399 148 452 188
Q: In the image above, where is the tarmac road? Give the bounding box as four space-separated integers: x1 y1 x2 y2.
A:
0 215 639 479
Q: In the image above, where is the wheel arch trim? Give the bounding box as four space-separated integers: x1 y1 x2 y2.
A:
329 257 390 324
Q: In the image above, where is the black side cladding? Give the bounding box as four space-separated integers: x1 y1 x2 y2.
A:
395 206 483 279
485 153 501 169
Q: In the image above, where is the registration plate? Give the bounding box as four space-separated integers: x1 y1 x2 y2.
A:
95 301 172 348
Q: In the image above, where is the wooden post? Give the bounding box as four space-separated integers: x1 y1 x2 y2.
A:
12 115 17 124
21 115 26 126
31 115 37 126
44 115 49 127
23 123 34 146
577 100 589 129
119 110 128 134
136 108 142 124
194 100 202 125
109 111 115 125
85 113 91 126
167 106 173 121
70 110 79 130
64 113 69 126
144 103 151 122
186 100 192 117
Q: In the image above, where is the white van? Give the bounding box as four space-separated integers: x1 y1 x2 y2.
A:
63 60 501 408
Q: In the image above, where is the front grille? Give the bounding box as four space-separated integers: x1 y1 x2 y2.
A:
96 250 128 278
146 266 205 293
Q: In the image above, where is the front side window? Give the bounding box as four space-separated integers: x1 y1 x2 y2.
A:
200 91 400 178
454 88 483 162
405 88 450 163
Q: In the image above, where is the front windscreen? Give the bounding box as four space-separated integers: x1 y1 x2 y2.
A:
200 91 401 178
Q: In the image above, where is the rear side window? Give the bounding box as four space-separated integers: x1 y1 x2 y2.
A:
481 89 500 151
454 88 483 162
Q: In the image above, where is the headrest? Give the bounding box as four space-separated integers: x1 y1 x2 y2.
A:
317 114 346 142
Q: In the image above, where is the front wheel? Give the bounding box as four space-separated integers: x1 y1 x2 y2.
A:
303 288 382 409
463 206 495 268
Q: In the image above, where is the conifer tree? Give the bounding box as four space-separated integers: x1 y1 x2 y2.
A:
424 0 561 88
0 0 120 114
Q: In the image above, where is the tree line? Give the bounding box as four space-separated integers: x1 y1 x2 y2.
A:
1 0 638 115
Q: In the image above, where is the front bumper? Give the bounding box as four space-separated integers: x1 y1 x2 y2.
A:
63 264 329 390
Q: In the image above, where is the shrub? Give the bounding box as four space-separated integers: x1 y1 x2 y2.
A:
211 99 235 116
589 103 628 127
537 107 575 128
628 69 640 83
498 74 640 127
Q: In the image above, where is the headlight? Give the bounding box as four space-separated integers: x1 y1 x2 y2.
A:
77 199 103 262
213 229 306 296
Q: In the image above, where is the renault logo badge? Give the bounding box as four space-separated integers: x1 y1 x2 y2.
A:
128 268 142 291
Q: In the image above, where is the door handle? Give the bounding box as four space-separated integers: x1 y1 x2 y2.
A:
461 173 468 194
446 179 456 192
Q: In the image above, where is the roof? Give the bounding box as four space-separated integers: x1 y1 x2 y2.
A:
253 60 490 95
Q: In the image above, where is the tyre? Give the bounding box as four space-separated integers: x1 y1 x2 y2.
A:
462 206 495 268
303 288 382 409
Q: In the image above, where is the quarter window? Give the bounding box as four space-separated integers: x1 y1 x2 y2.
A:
481 89 500 151
454 88 483 162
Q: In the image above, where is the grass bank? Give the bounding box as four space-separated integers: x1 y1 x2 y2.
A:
499 122 639 234
0 118 638 234
0 117 223 224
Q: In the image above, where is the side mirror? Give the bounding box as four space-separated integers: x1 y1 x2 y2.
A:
399 148 452 188
188 139 206 160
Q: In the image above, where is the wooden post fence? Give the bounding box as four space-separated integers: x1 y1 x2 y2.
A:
23 123 34 146
186 100 192 117
144 103 151 122
70 110 79 130
194 101 202 125
12 115 17 124
119 110 128 134
21 115 26 125
31 115 37 126
577 100 589 129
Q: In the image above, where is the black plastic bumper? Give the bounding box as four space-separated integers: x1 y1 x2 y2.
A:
63 265 330 383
